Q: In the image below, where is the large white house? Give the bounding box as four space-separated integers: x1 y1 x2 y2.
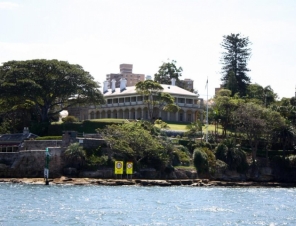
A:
84 77 203 123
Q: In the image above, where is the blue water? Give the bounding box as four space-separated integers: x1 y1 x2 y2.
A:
0 183 295 226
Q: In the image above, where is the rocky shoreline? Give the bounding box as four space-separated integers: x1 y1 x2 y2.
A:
1 177 296 187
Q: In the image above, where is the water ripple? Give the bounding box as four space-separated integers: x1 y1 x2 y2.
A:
0 184 296 225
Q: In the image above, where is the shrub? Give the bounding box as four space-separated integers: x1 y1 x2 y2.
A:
172 146 191 166
35 136 62 140
215 144 228 162
215 143 248 173
193 148 209 173
62 116 79 123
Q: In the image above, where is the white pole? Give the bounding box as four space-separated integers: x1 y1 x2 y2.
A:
206 78 209 143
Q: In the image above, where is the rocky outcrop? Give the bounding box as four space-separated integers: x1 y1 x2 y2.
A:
1 177 295 187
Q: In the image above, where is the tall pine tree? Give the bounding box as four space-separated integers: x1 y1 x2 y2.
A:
221 33 251 97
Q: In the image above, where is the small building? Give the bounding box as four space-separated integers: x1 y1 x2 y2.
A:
106 64 145 89
0 127 38 152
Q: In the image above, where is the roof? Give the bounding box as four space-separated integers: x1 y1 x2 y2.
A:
0 133 38 144
103 84 198 98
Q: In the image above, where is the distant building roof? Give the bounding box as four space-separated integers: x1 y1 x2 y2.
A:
104 84 198 98
0 128 38 146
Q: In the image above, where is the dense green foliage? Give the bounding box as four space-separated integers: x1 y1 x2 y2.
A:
154 60 183 85
62 116 79 123
193 148 209 173
215 140 248 173
220 33 251 96
233 102 285 163
0 59 105 132
97 122 170 170
63 143 86 168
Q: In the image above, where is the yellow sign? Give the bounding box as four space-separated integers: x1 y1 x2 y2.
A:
114 161 123 174
126 162 133 175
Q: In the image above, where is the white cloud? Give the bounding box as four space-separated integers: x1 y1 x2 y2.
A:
0 2 19 9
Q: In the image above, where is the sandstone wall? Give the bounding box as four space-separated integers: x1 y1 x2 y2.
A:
0 148 65 178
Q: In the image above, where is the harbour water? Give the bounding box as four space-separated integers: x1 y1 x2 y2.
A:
0 183 295 226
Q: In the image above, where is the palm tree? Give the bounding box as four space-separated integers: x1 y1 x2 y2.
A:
63 143 86 168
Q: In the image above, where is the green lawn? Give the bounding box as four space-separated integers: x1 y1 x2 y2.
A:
165 123 223 132
88 118 129 123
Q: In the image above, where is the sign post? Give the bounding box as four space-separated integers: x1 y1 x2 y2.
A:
114 161 123 179
44 147 50 185
126 162 133 179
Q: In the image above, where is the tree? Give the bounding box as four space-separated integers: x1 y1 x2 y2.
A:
154 60 183 84
213 89 242 136
97 122 170 170
271 98 296 126
262 109 285 158
233 103 266 164
274 123 296 158
246 84 277 107
220 33 251 97
233 103 285 164
215 139 248 173
135 80 180 121
63 143 86 168
0 59 105 124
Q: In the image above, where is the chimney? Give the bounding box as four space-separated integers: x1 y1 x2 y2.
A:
120 78 126 91
23 127 29 135
111 79 116 93
171 78 176 86
103 81 108 94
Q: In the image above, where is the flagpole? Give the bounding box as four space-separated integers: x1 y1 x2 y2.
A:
206 77 208 143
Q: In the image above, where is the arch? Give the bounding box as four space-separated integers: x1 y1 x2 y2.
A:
96 111 100 119
118 109 123 118
101 110 106 118
178 109 184 122
130 108 136 119
112 109 118 118
107 110 112 118
143 107 149 120
136 108 142 120
89 111 95 119
186 109 193 122
124 108 129 119
194 110 203 122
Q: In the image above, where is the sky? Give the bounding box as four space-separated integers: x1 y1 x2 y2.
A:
0 0 296 100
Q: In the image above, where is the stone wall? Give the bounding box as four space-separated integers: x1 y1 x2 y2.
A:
0 148 65 178
21 140 63 150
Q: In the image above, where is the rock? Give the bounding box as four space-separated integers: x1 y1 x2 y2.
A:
63 167 78 176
